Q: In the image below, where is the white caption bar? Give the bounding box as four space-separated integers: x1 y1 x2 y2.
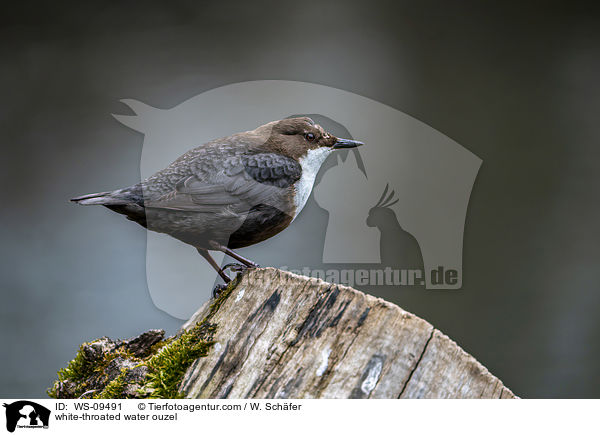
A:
1 399 596 435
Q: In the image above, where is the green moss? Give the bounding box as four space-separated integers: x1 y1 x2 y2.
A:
143 323 216 398
97 370 127 399
47 346 91 398
206 282 236 317
47 344 138 399
48 274 240 399
53 344 90 387
141 277 238 398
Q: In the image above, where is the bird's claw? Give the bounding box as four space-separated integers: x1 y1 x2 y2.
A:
212 284 228 299
222 262 259 272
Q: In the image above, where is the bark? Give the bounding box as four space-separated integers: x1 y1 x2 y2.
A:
180 268 516 399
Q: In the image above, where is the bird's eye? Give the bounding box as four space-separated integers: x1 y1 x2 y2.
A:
305 132 315 142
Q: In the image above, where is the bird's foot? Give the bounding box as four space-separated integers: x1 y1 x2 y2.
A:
212 284 228 299
245 260 261 268
222 262 260 273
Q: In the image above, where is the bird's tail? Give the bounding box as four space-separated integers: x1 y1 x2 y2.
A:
71 190 129 206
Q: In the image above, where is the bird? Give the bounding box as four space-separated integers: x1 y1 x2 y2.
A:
72 117 363 289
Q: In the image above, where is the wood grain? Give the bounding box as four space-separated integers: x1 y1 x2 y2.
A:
180 268 516 399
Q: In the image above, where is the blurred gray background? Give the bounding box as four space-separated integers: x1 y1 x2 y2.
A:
1 1 599 398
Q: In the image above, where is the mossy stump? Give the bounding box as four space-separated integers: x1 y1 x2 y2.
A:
49 268 516 399
48 277 238 399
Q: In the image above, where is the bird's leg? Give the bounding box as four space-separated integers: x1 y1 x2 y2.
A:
197 248 231 283
197 248 231 298
208 241 260 268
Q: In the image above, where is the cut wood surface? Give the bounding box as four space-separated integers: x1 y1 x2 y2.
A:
180 268 516 399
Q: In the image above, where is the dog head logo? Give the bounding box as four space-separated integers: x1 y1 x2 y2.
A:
3 401 50 432
113 80 481 318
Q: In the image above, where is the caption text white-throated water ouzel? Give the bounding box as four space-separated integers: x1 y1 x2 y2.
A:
72 117 363 287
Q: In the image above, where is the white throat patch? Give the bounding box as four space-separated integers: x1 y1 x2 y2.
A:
293 147 332 221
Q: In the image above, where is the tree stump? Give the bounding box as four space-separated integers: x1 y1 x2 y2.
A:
180 268 516 399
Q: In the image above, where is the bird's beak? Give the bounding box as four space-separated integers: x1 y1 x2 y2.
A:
332 138 364 149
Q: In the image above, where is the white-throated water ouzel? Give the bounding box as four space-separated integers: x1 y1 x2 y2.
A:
72 117 363 289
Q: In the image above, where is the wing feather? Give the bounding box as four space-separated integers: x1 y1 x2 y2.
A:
143 153 301 214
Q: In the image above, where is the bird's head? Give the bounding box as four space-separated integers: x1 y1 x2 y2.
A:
253 117 363 161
